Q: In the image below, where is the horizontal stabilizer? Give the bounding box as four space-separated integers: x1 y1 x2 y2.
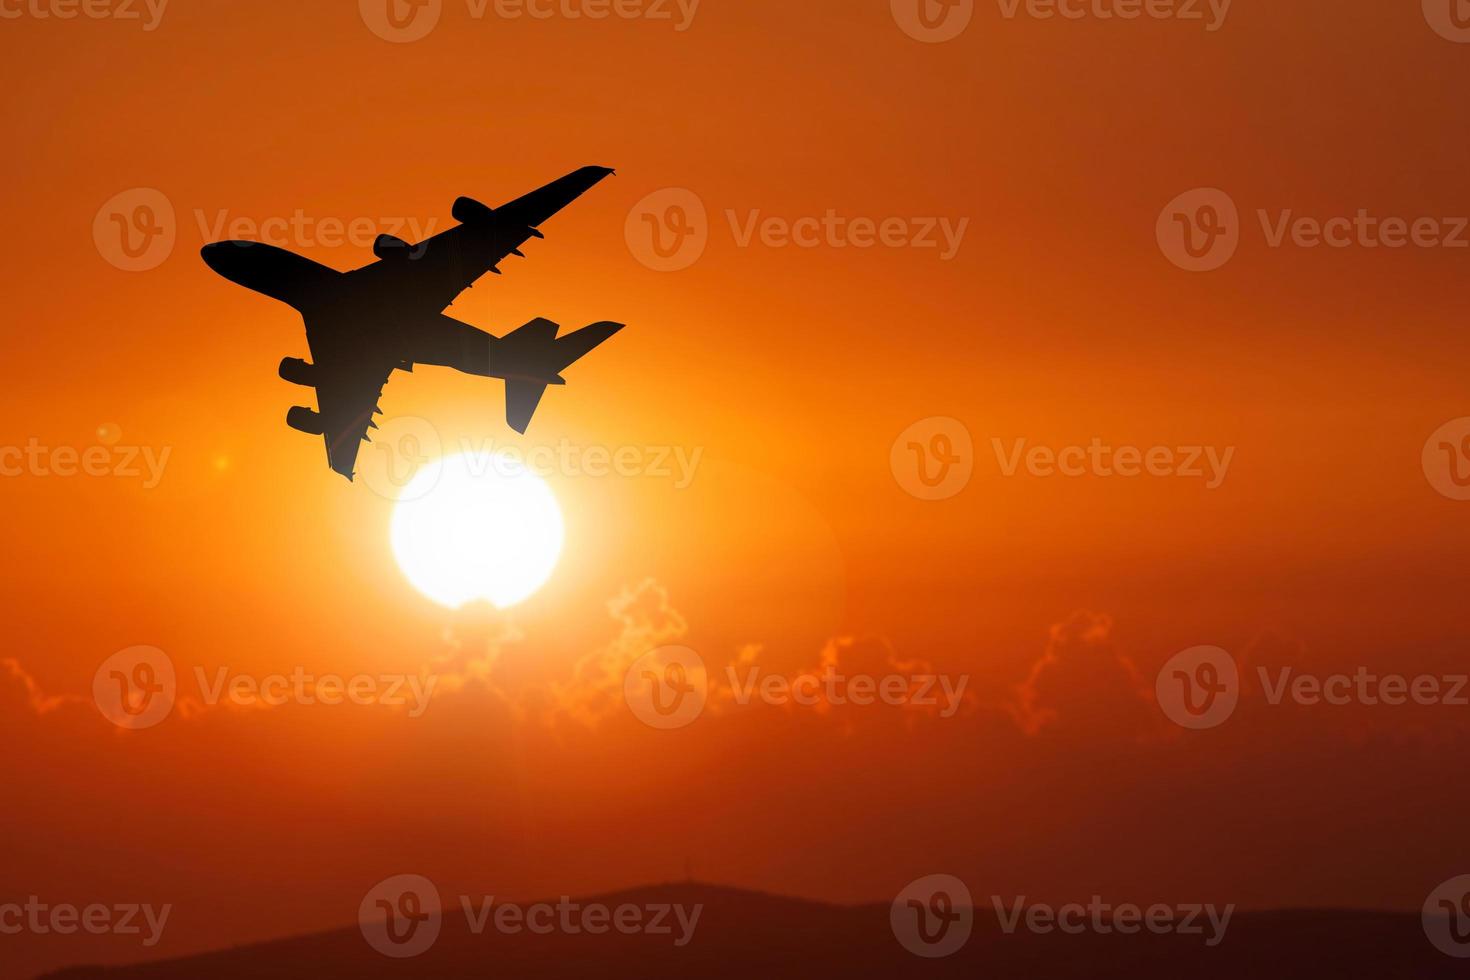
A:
551 321 622 372
498 320 623 433
507 317 560 344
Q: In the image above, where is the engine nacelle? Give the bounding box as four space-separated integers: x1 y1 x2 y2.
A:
373 233 411 259
278 357 315 387
286 406 325 436
452 196 495 224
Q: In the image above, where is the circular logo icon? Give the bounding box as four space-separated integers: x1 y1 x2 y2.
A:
1424 0 1470 43
891 874 973 958
93 646 176 730
891 417 974 501
625 188 708 272
624 646 708 729
1156 645 1239 730
359 0 442 42
357 416 443 502
891 0 974 43
1423 417 1470 501
94 188 176 272
1425 875 1470 957
360 874 443 958
1156 188 1239 273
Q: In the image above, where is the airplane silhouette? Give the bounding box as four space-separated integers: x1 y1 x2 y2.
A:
201 166 622 480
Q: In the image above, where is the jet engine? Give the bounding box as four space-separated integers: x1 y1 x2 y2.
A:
452 196 495 224
278 357 315 387
373 233 411 259
286 406 325 435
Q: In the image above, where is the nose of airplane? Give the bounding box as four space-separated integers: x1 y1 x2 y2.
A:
199 241 330 309
201 241 260 284
200 241 232 276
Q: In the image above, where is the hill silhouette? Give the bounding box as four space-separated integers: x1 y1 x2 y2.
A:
41 883 1457 979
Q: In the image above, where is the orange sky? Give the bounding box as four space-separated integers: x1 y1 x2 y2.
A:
4 0 1470 975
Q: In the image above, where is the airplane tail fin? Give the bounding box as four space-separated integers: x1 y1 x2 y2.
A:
499 319 624 434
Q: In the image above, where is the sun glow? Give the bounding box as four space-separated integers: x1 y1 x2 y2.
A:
390 452 565 609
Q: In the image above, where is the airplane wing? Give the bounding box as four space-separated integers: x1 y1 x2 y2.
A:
316 361 395 481
344 166 614 313
300 321 400 480
492 166 617 228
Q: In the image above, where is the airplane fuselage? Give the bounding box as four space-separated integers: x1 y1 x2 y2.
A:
200 240 507 377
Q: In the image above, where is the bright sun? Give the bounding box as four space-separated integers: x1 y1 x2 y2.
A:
390 452 565 609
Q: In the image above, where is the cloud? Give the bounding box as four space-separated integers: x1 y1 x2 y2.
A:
1006 611 1155 737
707 635 970 730
0 658 77 716
430 606 527 699
0 582 977 740
0 594 1177 745
554 578 691 728
420 580 967 734
0 580 694 736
